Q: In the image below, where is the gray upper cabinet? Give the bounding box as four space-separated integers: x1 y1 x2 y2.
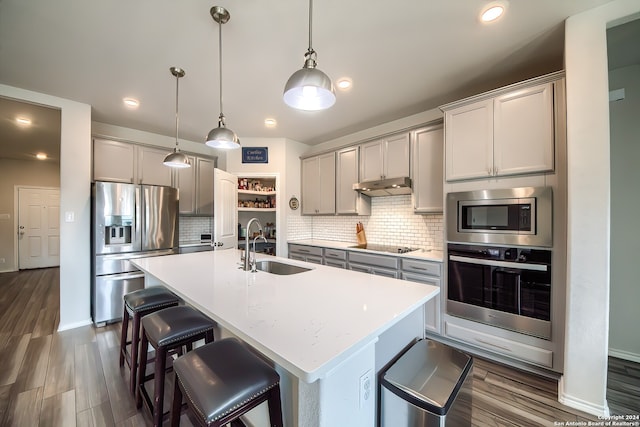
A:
301 152 336 215
93 138 172 186
196 157 215 215
175 154 197 214
336 146 371 215
93 138 136 183
443 74 560 182
411 124 444 213
137 145 173 186
360 132 410 181
175 155 215 216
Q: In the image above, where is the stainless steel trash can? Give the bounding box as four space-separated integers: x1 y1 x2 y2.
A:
380 340 473 426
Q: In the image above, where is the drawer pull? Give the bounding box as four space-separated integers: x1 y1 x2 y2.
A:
475 338 512 352
409 266 429 271
297 248 310 253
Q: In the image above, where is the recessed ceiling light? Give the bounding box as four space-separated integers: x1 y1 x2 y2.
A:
480 3 507 23
264 118 277 128
16 117 32 126
336 78 352 90
36 153 47 160
123 97 140 109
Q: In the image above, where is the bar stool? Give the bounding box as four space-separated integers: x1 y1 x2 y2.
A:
119 286 180 394
170 338 283 427
136 305 216 427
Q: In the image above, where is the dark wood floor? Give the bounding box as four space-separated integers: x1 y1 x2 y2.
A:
0 268 638 426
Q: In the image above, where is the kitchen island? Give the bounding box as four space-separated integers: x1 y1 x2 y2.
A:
132 249 439 427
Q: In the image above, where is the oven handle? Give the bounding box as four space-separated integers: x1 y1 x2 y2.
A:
449 255 548 272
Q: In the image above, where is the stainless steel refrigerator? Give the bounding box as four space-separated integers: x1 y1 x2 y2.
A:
91 181 179 325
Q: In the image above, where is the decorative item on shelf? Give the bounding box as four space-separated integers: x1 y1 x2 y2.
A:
163 67 191 168
283 0 336 111
205 6 240 149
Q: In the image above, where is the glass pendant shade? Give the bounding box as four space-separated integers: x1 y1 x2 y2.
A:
163 148 191 168
284 66 336 111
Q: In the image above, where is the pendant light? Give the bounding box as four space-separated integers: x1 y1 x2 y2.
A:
283 0 335 111
163 67 191 168
205 6 240 149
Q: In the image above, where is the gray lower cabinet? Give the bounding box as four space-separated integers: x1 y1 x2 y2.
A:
401 258 442 335
348 252 399 278
289 244 323 264
323 248 347 269
289 243 442 334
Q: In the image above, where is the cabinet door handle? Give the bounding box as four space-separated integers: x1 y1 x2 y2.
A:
475 338 512 352
494 167 498 175
487 168 492 176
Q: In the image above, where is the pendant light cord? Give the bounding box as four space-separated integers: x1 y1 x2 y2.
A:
175 72 180 148
308 0 313 51
218 17 225 125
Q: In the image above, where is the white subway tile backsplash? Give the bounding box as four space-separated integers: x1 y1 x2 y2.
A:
286 195 444 251
179 216 213 243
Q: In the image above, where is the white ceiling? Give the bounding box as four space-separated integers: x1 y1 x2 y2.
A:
0 0 630 158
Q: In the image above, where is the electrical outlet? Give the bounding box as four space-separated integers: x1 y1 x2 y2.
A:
359 370 372 409
0 258 5 264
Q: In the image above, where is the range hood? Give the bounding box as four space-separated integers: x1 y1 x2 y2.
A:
352 177 412 197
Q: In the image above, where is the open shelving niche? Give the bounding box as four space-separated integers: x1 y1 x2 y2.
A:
235 174 280 255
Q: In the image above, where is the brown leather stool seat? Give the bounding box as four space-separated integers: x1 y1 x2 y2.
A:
137 305 215 427
170 338 283 427
119 286 180 394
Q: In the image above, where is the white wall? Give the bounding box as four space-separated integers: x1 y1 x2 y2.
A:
562 0 640 416
608 63 640 362
0 83 92 330
226 137 309 256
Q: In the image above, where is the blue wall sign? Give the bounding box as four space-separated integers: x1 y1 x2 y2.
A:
242 147 269 164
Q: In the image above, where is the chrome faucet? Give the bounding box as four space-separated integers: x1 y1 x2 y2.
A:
244 218 263 271
251 235 268 272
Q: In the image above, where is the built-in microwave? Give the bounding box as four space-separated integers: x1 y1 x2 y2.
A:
447 187 552 247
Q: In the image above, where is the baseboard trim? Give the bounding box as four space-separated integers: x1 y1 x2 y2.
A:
609 348 640 364
558 376 610 417
57 318 93 332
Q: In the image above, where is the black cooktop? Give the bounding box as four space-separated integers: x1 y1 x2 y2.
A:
350 244 418 254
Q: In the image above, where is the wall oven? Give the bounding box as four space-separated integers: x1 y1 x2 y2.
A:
447 243 551 339
447 186 552 247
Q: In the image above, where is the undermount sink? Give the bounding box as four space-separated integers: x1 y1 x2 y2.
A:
255 260 311 275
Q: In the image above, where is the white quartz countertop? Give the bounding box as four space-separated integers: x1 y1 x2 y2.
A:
288 239 444 262
132 250 439 383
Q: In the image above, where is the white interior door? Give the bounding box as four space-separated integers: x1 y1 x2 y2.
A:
18 187 60 269
213 168 238 250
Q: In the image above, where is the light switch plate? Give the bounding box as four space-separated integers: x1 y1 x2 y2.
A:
64 211 75 222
